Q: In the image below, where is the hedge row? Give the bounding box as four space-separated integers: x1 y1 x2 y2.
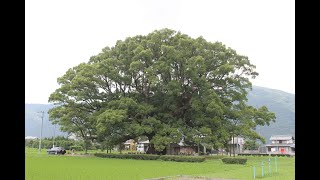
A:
203 155 225 160
238 153 269 156
94 153 205 162
94 153 160 160
127 152 145 154
221 158 247 164
160 155 205 162
270 154 293 157
238 153 294 157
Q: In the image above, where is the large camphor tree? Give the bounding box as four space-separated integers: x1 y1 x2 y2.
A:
48 28 275 154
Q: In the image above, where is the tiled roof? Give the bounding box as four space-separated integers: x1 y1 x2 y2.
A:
265 143 295 147
124 139 135 144
270 135 294 141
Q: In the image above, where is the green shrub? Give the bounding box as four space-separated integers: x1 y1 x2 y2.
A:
94 153 205 162
270 154 292 157
238 153 269 156
94 153 160 160
203 155 225 160
221 158 247 164
128 152 145 154
70 146 83 151
160 155 205 162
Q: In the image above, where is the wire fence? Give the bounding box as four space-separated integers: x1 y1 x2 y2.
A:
252 157 278 179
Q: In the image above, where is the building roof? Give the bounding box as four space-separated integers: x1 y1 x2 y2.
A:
138 140 150 144
265 143 295 147
124 139 135 144
25 136 37 140
270 135 294 141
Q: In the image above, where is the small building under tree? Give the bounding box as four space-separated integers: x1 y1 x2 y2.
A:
166 143 198 155
228 137 245 154
124 139 136 151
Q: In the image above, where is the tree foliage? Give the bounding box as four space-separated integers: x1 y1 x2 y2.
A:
243 139 259 150
48 28 275 154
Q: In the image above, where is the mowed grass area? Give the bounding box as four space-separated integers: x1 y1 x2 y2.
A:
26 148 294 180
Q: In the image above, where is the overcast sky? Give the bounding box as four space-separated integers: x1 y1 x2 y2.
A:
25 0 295 104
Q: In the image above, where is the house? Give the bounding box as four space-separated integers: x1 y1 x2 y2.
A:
124 139 136 151
166 138 198 155
228 137 245 154
265 135 295 155
134 139 196 154
136 140 150 153
166 143 198 155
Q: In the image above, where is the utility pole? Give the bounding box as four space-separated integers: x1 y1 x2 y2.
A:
38 111 44 154
53 124 56 148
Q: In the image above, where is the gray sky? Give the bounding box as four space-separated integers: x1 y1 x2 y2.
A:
25 0 295 104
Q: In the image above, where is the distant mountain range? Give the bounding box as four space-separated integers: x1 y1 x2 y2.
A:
25 86 295 143
246 86 295 143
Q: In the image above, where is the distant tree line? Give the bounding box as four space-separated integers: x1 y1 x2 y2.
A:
25 136 89 150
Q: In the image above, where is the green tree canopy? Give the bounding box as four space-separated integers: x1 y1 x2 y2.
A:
48 28 275 154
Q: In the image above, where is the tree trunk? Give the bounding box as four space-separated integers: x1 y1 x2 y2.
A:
233 135 235 157
84 142 87 154
84 139 88 154
119 143 122 154
229 136 232 157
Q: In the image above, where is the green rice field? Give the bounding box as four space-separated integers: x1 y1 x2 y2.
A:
25 148 295 180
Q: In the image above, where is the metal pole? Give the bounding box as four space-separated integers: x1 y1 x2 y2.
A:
269 158 271 175
275 156 278 173
253 166 256 179
38 111 44 154
53 124 56 148
261 161 264 177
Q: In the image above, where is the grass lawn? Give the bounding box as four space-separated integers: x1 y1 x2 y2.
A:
25 148 294 180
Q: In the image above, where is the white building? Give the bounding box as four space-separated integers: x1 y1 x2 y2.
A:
265 135 295 155
228 137 245 154
136 140 149 153
25 136 38 140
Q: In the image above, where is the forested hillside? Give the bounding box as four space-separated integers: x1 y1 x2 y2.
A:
247 86 295 142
